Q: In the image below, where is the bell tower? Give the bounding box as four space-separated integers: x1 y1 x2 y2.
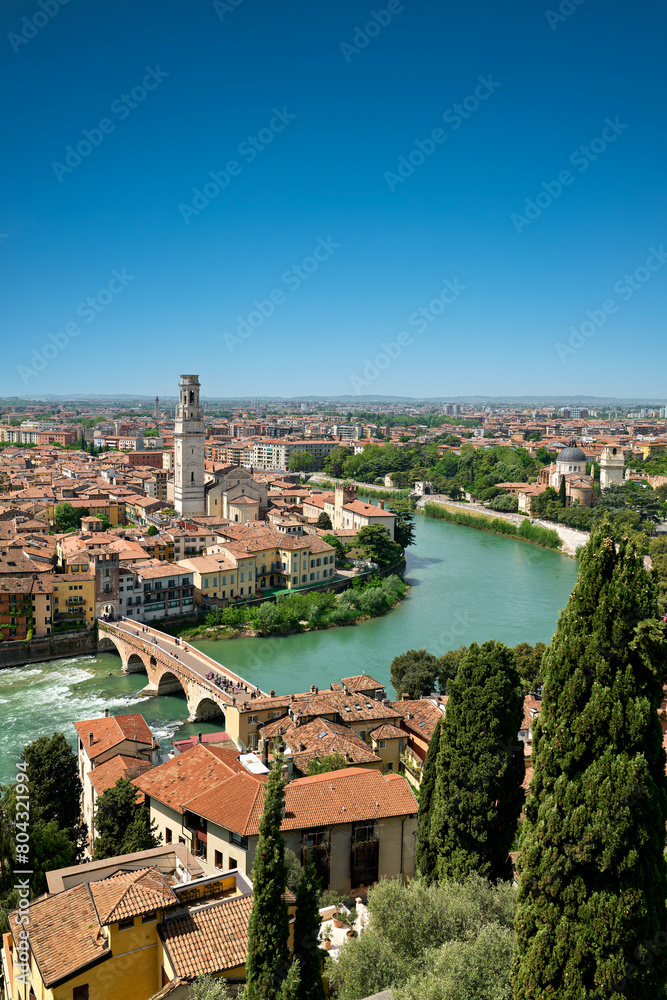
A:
599 445 625 490
174 374 205 515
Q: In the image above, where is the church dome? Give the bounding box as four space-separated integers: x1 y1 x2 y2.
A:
557 444 586 463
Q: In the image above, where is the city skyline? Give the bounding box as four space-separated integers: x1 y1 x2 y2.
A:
2 0 665 397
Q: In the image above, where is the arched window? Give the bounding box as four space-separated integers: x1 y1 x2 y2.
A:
189 390 194 404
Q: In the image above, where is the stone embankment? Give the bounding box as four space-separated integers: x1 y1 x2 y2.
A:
416 496 590 556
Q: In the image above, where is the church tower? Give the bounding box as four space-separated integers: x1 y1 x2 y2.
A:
174 374 205 515
599 445 625 490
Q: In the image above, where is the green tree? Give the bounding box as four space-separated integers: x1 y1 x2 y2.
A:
322 533 346 565
93 778 160 859
429 642 524 883
558 474 567 506
245 757 292 1000
30 818 77 896
284 847 304 894
322 446 353 478
306 753 348 775
21 732 82 833
147 525 158 536
293 853 326 1000
512 641 547 694
190 974 234 999
327 875 516 1000
387 500 416 549
415 717 444 879
436 646 468 694
355 524 402 568
54 502 89 532
512 526 667 1000
289 450 316 472
390 648 438 698
315 511 333 530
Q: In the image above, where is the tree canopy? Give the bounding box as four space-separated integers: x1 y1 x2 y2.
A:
427 641 524 883
512 524 667 999
93 778 160 860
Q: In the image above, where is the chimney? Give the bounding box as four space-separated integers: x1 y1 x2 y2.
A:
310 684 316 693
377 500 385 509
104 708 109 717
197 731 202 743
402 692 410 700
88 732 94 746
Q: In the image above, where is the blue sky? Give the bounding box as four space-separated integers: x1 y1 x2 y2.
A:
1 0 665 399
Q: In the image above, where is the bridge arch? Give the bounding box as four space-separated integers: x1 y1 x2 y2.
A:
125 652 147 674
157 671 188 698
190 696 225 722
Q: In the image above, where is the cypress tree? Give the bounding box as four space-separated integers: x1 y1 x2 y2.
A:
293 852 326 1000
429 641 524 883
559 474 567 506
512 526 667 999
415 716 444 879
246 757 292 1000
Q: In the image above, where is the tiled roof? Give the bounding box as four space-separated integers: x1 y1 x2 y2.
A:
387 699 445 741
88 754 154 796
160 894 253 976
370 724 405 741
74 713 157 760
185 771 266 836
9 883 109 988
133 743 263 815
90 866 178 923
341 674 385 691
279 769 417 831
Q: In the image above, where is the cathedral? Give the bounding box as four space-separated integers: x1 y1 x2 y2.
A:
538 440 594 507
170 374 266 520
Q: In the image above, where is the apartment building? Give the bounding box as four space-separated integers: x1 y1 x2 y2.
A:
134 747 418 892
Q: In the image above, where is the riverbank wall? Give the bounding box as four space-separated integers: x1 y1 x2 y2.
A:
417 497 589 556
0 630 97 669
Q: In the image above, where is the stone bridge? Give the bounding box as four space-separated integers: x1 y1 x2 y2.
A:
97 618 266 723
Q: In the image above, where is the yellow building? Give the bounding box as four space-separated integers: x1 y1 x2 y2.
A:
52 572 96 627
2 854 264 1000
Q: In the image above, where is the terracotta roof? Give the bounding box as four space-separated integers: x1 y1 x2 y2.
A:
370 724 405 741
275 718 382 769
160 894 253 976
133 743 264 815
279 768 417 831
88 754 154 796
341 674 386 692
185 771 266 835
90 866 178 923
74 713 157 760
387 699 445 741
9 883 110 988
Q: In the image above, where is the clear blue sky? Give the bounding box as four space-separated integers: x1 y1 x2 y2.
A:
1 0 665 399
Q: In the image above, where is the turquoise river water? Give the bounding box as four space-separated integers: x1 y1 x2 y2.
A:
0 515 579 785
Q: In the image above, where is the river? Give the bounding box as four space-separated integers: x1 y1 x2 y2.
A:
0 515 579 785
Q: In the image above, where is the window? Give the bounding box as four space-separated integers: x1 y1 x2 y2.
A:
215 850 223 868
142 911 157 923
228 855 237 869
378 740 386 749
118 917 135 930
359 730 367 742
385 762 394 772
249 715 258 723
73 986 89 1000
230 831 248 849
165 827 172 843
